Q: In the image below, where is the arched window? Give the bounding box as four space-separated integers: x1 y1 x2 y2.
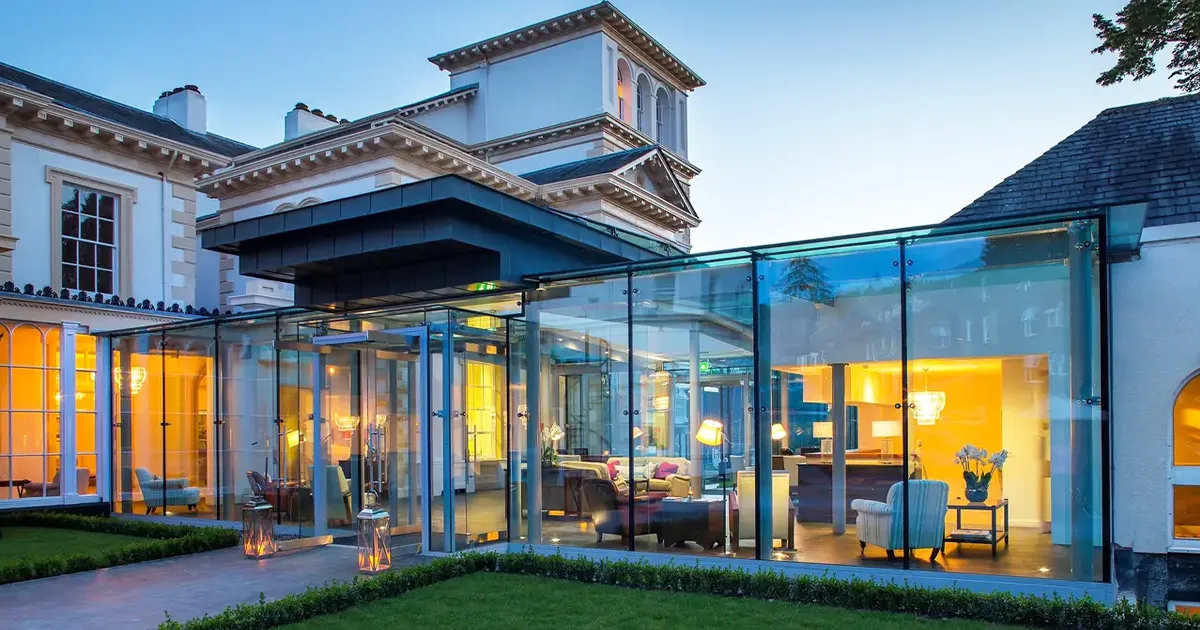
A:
616 59 632 123
636 74 652 133
655 87 671 147
1174 374 1200 540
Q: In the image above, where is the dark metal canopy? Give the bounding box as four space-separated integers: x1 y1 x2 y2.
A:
200 175 667 309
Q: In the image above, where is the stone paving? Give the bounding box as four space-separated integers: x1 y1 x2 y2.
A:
2 545 423 630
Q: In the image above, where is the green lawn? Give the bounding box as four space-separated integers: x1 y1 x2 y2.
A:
284 572 1027 630
0 526 148 566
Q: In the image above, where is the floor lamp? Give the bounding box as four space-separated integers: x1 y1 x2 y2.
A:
696 419 730 552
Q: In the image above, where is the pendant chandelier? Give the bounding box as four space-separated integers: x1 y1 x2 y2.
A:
911 368 945 426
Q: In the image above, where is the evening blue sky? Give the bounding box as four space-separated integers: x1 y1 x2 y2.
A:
0 0 1178 252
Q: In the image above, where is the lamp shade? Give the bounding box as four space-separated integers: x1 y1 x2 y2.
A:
632 426 644 439
872 420 902 438
770 423 787 441
696 419 724 446
812 421 834 439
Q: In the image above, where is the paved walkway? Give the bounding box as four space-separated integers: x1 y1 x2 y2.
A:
3 545 423 630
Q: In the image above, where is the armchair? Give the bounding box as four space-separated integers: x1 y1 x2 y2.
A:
135 467 200 514
729 470 794 552
851 479 950 561
580 478 663 543
22 468 90 497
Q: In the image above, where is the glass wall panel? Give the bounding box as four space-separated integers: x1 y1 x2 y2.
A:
275 334 317 536
216 318 277 522
630 263 753 556
76 334 98 494
452 310 509 548
904 219 1104 581
112 332 165 514
163 325 215 518
0 322 66 500
428 310 450 551
525 276 630 550
508 318 528 544
759 244 904 563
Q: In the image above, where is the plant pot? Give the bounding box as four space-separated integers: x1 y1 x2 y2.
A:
965 485 989 503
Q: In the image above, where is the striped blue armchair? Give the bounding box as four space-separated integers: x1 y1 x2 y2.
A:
136 467 200 514
851 479 950 561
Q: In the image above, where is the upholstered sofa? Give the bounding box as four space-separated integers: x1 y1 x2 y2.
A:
23 468 90 497
580 477 664 543
851 479 950 561
135 467 200 514
605 456 692 496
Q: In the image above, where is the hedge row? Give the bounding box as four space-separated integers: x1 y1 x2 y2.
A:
160 550 1200 630
0 511 240 585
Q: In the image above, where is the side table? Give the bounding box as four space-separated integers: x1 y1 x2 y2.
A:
944 497 1009 557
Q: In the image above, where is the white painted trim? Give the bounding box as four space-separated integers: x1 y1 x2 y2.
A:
1169 540 1200 553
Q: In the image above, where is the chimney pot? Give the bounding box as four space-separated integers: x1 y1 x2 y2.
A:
311 108 324 116
294 102 309 111
183 84 200 94
325 114 337 122
339 118 350 124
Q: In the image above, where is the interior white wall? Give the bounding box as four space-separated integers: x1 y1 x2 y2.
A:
1111 224 1200 554
9 140 171 302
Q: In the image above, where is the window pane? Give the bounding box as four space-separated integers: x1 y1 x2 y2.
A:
78 267 95 292
12 455 44 487
77 455 97 494
97 245 113 269
81 216 97 240
11 369 43 408
11 326 44 366
99 219 114 245
62 238 76 264
1176 486 1200 539
11 413 44 454
82 191 98 216
61 185 79 212
79 242 95 266
62 265 77 290
98 270 113 294
1175 376 1200 465
77 412 95 453
98 194 115 220
62 211 78 238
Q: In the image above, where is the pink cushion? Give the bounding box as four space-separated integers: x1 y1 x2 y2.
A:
654 462 679 479
607 461 619 480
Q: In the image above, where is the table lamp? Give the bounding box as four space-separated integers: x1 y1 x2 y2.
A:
812 421 834 455
872 420 902 462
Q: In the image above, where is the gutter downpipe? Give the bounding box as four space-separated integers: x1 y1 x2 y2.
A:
159 150 180 301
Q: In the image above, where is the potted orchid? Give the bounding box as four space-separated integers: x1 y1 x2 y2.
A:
540 423 565 466
954 444 1009 503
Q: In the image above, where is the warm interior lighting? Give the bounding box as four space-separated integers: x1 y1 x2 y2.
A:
873 420 902 461
813 421 834 455
632 426 643 439
770 423 787 441
912 368 945 425
286 430 301 448
696 419 724 446
334 416 360 431
113 366 147 394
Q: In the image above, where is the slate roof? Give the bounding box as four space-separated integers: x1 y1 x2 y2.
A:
948 93 1200 228
519 146 655 184
0 62 256 158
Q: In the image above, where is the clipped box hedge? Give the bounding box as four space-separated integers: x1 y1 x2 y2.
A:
0 511 240 585
161 550 1200 630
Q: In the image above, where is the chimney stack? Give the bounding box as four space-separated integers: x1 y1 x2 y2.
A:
284 103 339 141
153 85 206 133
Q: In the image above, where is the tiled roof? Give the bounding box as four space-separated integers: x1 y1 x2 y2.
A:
948 93 1200 227
0 62 256 157
519 146 655 184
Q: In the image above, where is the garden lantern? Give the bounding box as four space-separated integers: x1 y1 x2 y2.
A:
356 491 391 574
242 496 276 559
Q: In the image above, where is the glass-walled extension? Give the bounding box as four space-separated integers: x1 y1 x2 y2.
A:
516 215 1108 582
105 214 1107 582
108 301 517 552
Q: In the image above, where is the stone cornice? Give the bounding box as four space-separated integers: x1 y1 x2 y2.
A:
428 2 704 91
470 113 700 180
398 85 477 116
0 83 231 174
541 172 698 229
199 121 541 201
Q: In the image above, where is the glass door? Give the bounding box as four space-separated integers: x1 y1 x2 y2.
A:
372 331 425 539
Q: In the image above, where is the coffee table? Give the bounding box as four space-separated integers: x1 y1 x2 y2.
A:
944 497 1009 557
654 497 724 550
